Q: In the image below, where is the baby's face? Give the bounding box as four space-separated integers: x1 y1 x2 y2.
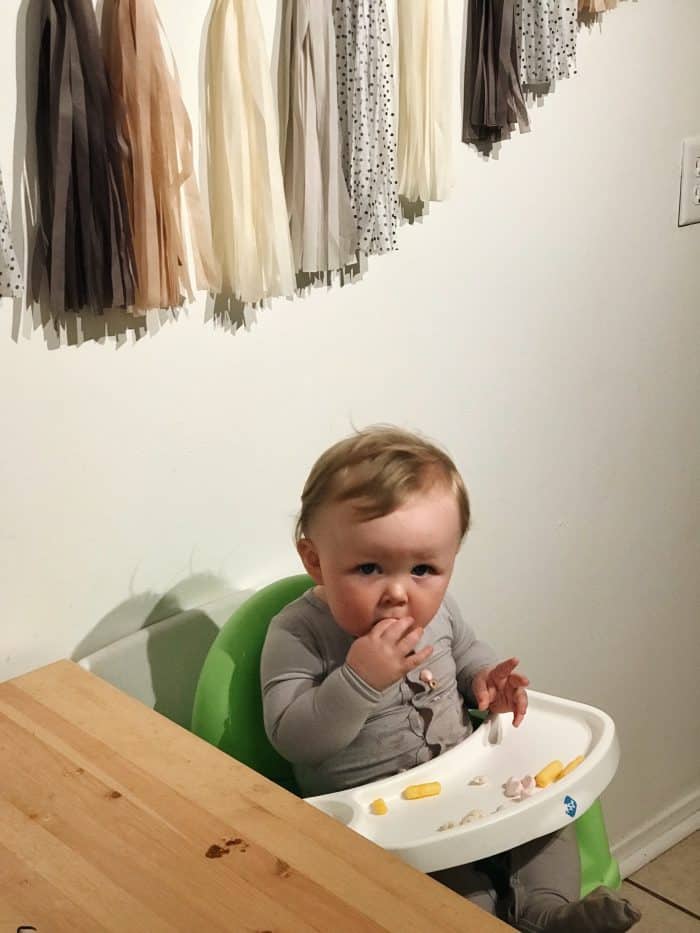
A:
298 486 462 637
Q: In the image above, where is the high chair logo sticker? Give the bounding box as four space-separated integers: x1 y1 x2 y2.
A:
564 796 578 818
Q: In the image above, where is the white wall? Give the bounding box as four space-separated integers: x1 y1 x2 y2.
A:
1 0 698 856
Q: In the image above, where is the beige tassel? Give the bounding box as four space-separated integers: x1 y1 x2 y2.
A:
102 0 218 313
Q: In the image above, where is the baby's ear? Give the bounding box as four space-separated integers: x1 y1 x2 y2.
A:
297 538 323 584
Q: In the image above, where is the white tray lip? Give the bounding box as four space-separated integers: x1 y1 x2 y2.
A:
305 689 618 852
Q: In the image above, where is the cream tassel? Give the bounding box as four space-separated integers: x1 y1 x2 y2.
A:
397 0 456 205
206 0 295 303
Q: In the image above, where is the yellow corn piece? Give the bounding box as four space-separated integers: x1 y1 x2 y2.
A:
370 798 388 815
556 756 585 781
535 760 564 788
402 781 442 800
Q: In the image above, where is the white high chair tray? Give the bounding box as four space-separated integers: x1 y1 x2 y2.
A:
306 690 620 873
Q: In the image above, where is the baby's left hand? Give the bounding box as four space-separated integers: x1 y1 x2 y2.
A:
471 658 529 727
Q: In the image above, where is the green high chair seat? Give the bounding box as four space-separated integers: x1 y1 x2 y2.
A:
191 574 312 794
191 575 620 896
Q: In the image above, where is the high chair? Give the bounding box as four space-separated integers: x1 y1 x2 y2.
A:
191 575 621 895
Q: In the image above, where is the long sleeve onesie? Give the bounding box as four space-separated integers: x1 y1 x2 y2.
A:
261 589 498 796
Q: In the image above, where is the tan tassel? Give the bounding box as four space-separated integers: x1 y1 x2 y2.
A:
102 0 218 313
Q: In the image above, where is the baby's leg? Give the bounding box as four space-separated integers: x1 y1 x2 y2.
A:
508 826 580 926
429 862 498 917
507 827 640 933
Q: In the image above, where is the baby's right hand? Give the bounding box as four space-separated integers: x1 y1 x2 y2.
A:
346 618 433 691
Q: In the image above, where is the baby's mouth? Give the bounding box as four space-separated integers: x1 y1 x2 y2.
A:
372 615 415 628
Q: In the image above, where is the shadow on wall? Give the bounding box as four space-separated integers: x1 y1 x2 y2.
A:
71 573 252 729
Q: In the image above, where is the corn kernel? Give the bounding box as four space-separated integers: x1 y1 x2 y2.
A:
370 798 388 815
556 756 585 780
402 781 442 800
535 760 563 788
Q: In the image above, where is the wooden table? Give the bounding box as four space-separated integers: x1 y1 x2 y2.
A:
0 661 509 932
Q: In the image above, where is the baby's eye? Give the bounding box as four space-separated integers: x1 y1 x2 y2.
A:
412 564 436 577
356 563 380 575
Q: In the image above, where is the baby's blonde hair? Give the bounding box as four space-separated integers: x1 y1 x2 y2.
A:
295 426 470 541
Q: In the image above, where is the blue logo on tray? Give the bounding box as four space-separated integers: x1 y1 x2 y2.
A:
564 796 578 818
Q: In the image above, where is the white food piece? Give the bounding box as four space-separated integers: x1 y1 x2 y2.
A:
469 775 488 786
460 809 486 824
488 715 504 745
504 776 523 797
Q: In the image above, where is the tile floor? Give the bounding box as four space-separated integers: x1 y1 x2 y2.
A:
621 831 699 931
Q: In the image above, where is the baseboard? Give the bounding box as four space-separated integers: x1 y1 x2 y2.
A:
613 787 700 878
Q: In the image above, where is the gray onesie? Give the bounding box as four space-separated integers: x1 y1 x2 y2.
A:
261 588 585 928
260 589 498 797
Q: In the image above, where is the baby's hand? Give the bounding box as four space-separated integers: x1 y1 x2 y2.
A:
471 657 529 727
346 618 433 691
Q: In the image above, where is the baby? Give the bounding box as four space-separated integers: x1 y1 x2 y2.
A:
261 426 640 932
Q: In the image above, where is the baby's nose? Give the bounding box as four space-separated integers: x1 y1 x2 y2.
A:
381 581 408 605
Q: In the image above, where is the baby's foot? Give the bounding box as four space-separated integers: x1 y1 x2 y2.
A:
537 886 641 933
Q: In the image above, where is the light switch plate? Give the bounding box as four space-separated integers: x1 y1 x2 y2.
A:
678 136 700 227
